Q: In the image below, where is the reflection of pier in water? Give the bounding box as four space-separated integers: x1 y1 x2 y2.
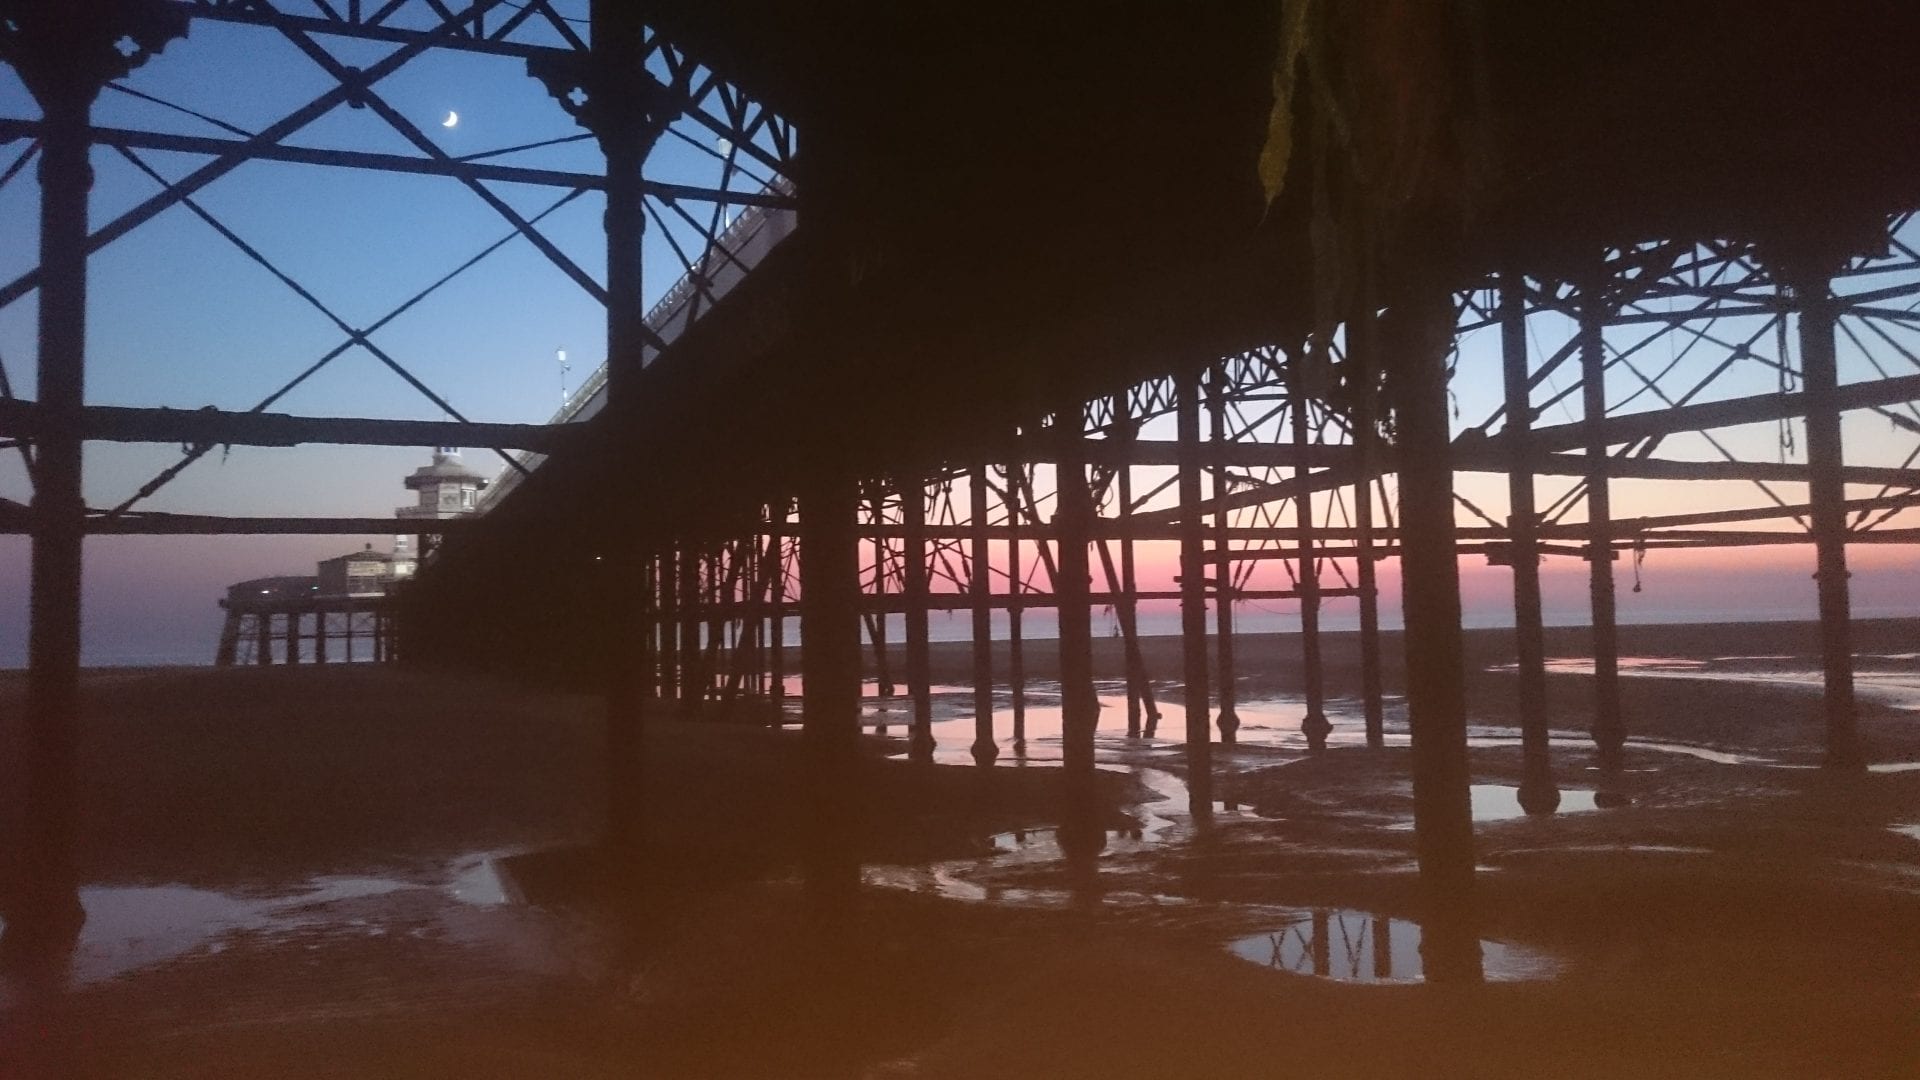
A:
1229 909 1560 985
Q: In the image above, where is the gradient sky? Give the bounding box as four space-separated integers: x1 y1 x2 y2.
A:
0 9 1916 667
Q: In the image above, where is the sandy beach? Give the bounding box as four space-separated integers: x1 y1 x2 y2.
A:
0 642 1916 1077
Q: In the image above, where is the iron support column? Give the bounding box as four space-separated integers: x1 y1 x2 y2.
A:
1115 395 1145 737
769 502 787 710
1293 357 1330 750
1349 310 1387 748
902 477 934 763
658 549 678 701
1176 366 1213 806
870 490 895 699
1502 274 1558 812
1209 364 1240 742
1388 286 1481 984
7 0 184 951
799 474 861 918
1790 258 1863 769
801 475 862 773
285 611 302 664
258 613 274 666
969 463 998 765
1004 458 1027 749
1580 267 1625 773
588 0 661 845
679 547 701 707
1056 404 1097 777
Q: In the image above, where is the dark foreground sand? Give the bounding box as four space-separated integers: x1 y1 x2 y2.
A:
0 663 1915 1078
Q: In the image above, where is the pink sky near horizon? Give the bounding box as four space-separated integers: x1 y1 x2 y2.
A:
3 530 1914 669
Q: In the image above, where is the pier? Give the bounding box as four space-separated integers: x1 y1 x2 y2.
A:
0 3 1917 1070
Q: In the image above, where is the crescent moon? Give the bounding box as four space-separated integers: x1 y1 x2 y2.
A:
441 110 459 128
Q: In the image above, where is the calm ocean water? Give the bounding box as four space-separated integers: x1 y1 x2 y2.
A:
31 601 1920 671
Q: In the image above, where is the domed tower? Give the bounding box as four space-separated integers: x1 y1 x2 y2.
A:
392 447 486 576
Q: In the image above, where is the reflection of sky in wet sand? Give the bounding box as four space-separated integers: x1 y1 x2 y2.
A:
876 679 1388 764
1514 653 1920 712
858 677 1919 773
1386 786 1600 830
0 853 549 992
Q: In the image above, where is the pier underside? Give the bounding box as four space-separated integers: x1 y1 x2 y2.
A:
2 2 1919 1063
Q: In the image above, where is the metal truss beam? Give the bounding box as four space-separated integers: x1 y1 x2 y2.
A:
169 0 574 61
0 121 795 207
0 400 565 451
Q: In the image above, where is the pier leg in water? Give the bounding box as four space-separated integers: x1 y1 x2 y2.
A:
658 548 679 703
1349 304 1387 748
1386 285 1483 984
1580 261 1626 774
1176 365 1214 814
1113 395 1147 738
969 462 998 766
1502 271 1559 814
868 486 895 701
801 472 863 920
901 475 935 764
1056 400 1098 778
1779 244 1865 771
579 7 665 846
1209 362 1240 743
4 0 186 961
1055 399 1107 895
1293 351 1330 751
1004 457 1028 751
768 502 787 713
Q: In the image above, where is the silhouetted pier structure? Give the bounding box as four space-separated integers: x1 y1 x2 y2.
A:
2 1 1918 976
215 575 399 667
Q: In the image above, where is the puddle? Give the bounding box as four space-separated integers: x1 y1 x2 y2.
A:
1385 785 1601 831
446 856 520 906
0 853 538 988
1474 784 1599 819
1227 908 1560 983
59 885 277 985
862 761 1199 909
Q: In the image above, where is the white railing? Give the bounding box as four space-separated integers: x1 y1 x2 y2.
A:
476 178 796 510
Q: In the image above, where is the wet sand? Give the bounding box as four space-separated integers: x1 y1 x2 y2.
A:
0 662 1916 1077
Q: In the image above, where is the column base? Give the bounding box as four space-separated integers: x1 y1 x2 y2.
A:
908 730 935 765
1215 706 1240 744
1517 777 1562 816
970 739 1000 767
1301 709 1332 752
1590 724 1625 774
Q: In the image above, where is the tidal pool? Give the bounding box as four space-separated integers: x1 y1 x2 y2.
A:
1227 908 1560 983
